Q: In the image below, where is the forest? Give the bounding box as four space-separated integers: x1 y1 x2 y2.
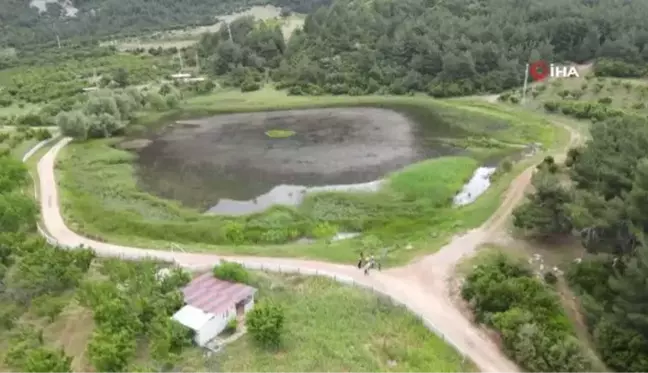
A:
512 114 648 371
4 0 648 101
194 0 648 96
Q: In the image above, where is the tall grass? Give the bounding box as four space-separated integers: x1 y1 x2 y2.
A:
181 272 475 372
387 157 479 205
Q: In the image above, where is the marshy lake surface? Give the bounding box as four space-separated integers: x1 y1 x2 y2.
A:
133 108 484 213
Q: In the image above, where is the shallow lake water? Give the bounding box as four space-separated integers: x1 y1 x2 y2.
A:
134 108 466 213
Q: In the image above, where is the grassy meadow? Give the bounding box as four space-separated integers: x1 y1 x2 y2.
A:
53 90 568 265
176 272 475 372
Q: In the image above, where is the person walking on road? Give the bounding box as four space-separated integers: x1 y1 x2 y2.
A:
364 255 376 275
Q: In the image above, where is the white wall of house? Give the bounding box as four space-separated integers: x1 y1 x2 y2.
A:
196 314 228 346
244 296 255 313
190 294 257 346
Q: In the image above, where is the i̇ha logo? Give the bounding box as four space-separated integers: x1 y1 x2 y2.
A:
528 60 579 81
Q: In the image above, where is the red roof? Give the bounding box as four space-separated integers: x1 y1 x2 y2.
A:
182 272 256 315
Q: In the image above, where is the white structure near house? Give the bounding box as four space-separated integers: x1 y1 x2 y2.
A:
171 272 256 347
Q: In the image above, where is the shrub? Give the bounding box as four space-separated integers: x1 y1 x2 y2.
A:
500 159 513 173
509 96 520 104
311 222 337 242
246 301 285 348
594 59 643 78
598 97 612 104
225 318 238 333
241 79 261 92
570 89 583 99
31 294 67 321
213 261 250 284
462 252 590 372
34 128 52 141
223 221 245 244
543 271 558 285
0 97 12 107
0 301 23 330
543 101 559 112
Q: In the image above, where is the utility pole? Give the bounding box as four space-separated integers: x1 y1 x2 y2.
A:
178 50 184 72
521 63 529 104
52 23 61 49
226 22 233 41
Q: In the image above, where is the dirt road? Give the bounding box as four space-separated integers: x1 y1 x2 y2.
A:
34 118 583 373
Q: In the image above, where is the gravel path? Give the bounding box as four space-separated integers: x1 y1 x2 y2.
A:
35 118 582 372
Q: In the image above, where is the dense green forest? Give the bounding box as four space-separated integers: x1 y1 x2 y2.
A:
512 114 648 371
4 0 648 98
197 0 648 96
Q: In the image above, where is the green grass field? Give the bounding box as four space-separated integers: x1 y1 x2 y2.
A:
54 90 568 265
176 272 475 372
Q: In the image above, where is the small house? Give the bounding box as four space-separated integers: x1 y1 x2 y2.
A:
172 272 256 347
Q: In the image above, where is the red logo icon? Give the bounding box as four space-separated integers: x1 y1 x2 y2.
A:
529 60 550 81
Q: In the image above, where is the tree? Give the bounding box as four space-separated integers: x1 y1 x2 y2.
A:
88 328 137 372
512 169 573 239
23 348 72 373
113 68 129 88
55 110 89 140
212 261 250 284
149 316 193 366
246 301 285 348
312 222 337 243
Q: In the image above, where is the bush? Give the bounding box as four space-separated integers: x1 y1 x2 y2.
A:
225 318 237 333
500 159 513 173
598 97 612 105
543 271 558 285
462 252 590 371
34 128 52 141
311 222 337 242
241 79 261 92
0 301 24 330
212 261 250 284
31 294 67 321
594 59 645 78
246 301 285 348
543 101 559 112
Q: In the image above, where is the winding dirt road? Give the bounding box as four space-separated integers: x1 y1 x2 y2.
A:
34 119 583 373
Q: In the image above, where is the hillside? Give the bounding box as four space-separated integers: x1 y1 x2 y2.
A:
0 0 330 49
5 0 648 372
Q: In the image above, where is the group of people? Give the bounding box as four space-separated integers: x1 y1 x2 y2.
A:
357 252 381 275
